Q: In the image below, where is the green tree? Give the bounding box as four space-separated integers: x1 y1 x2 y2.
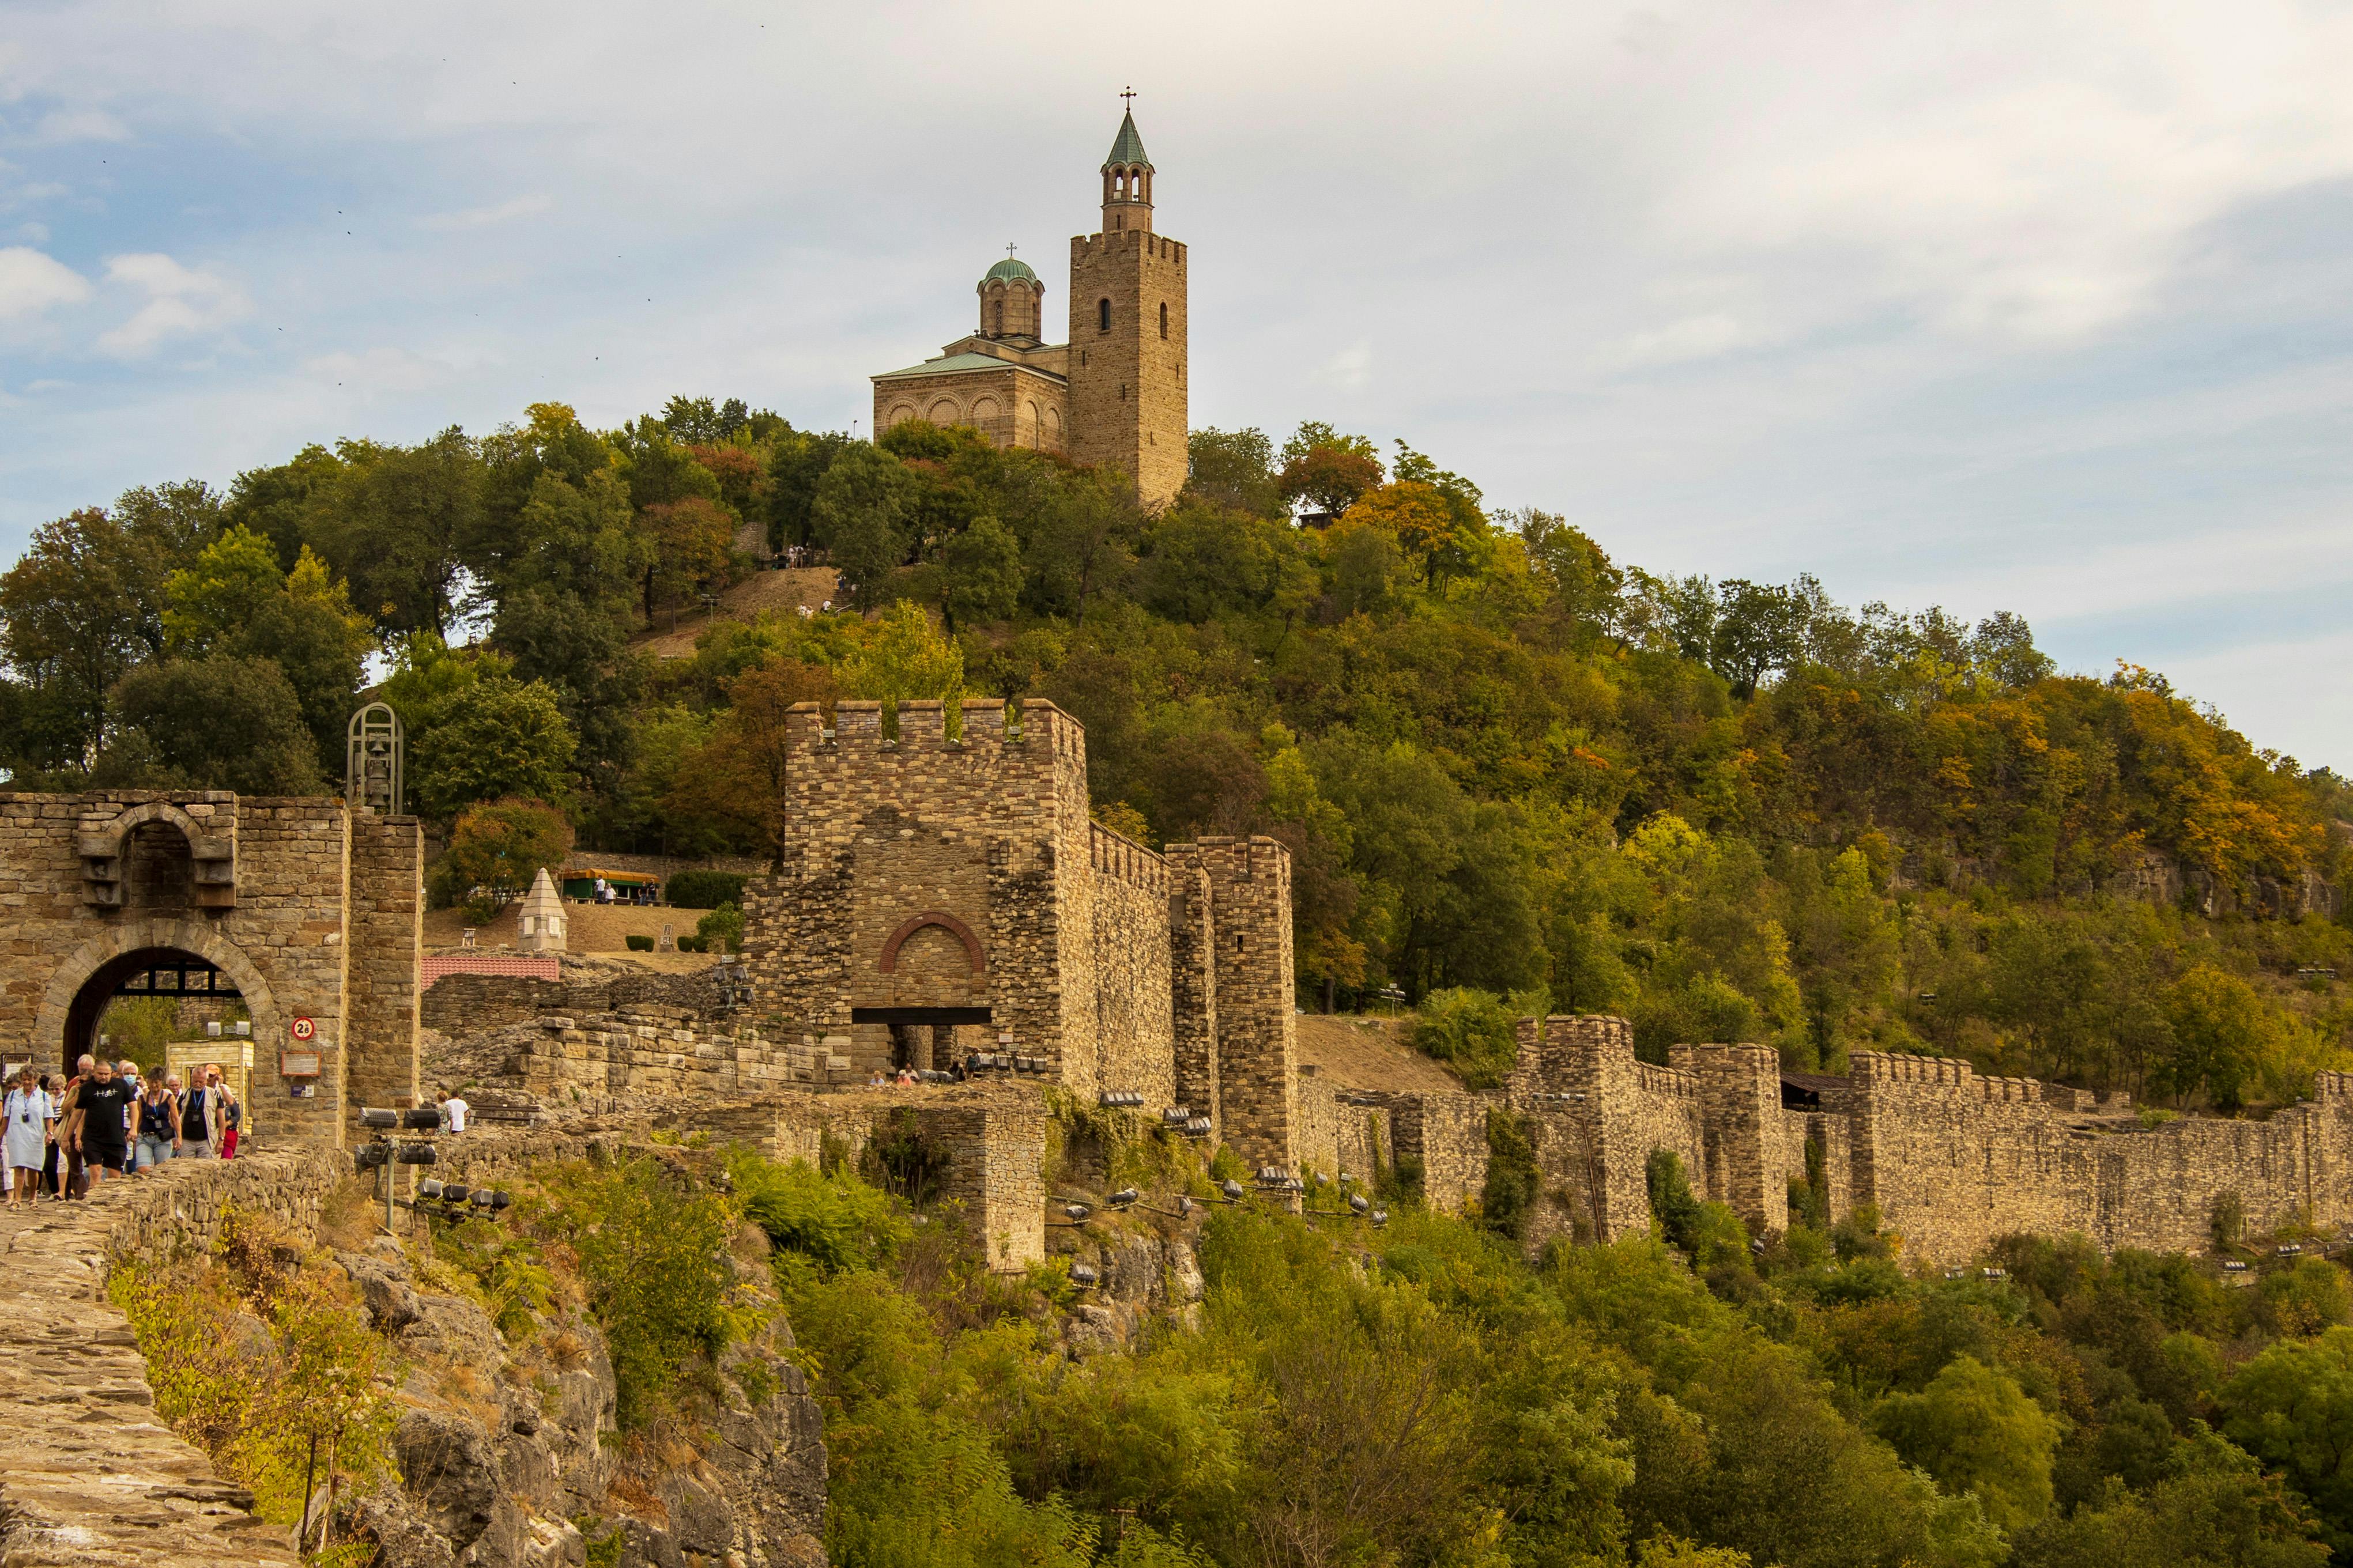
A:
307 428 485 637
841 600 966 710
812 444 922 606
431 796 574 918
1185 426 1284 517
2219 1324 2353 1550
1875 1354 2063 1534
2160 965 2271 1111
106 656 324 794
410 676 579 820
930 513 1024 632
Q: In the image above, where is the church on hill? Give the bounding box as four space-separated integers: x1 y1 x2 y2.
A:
870 104 1189 509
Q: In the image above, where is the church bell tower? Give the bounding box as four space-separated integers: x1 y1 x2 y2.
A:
1067 100 1187 509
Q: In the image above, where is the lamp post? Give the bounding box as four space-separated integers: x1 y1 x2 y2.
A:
357 1105 511 1233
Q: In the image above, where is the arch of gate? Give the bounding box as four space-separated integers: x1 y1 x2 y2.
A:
35 918 287 1071
0 789 423 1147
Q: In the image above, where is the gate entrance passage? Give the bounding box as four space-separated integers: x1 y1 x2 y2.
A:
1 791 423 1146
65 945 246 1072
851 1006 994 1072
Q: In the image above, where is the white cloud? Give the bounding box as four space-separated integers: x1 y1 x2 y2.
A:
33 107 128 143
1319 342 1372 391
1604 313 1760 371
96 252 248 356
416 192 552 231
301 345 483 394
0 245 89 320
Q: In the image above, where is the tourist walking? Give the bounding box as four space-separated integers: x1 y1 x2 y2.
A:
213 1067 242 1158
133 1074 178 1172
178 1070 219 1160
66 1057 133 1189
37 1074 63 1198
437 1086 469 1135
4 1066 51 1210
53 1060 86 1197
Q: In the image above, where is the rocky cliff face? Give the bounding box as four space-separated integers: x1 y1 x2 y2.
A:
335 1231 827 1568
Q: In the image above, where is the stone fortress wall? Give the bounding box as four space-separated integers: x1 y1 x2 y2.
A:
1477 1015 2353 1262
425 685 2353 1272
738 697 1300 1174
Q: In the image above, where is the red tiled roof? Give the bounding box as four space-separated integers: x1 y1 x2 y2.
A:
421 954 561 988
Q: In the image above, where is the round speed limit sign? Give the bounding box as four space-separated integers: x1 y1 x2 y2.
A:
291 1016 316 1042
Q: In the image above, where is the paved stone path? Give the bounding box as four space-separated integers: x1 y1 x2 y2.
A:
0 1164 317 1566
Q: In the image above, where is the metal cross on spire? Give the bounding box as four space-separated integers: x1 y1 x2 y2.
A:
1006 242 1018 259
1121 86 1136 108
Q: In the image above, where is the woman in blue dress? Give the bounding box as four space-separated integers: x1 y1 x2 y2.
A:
4 1066 51 1210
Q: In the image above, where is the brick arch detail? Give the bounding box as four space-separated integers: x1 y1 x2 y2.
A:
87 800 210 853
878 910 985 974
31 917 285 1065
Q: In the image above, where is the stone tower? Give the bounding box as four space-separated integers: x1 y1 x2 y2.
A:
1067 107 1188 510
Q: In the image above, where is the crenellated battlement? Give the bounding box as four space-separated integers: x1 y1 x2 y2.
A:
786 696 1084 758
1071 230 1187 267
1635 1060 1701 1101
1089 821 1168 894
1852 1050 1977 1089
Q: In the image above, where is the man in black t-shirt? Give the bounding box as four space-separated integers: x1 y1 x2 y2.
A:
69 1059 133 1187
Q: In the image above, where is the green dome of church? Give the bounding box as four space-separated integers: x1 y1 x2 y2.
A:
981 257 1039 286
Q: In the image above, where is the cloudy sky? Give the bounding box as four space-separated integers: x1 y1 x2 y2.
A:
2 2 2348 768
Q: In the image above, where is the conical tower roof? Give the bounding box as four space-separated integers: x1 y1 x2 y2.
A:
1104 109 1151 169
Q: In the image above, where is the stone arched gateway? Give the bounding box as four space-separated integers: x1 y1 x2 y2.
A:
0 789 422 1146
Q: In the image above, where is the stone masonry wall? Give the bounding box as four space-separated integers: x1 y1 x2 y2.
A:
1196 836 1295 1173
1480 1021 2353 1264
345 813 423 1128
0 793 381 1149
1088 823 1176 1109
1292 1070 1393 1185
1163 850 1219 1135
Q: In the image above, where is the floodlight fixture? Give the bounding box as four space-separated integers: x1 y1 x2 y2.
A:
1110 1188 1139 1209
1069 1263 1099 1288
395 1143 438 1165
417 1178 445 1200
404 1107 443 1130
359 1107 399 1129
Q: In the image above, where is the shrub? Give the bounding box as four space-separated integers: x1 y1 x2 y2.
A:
1646 1148 1703 1249
1481 1109 1539 1241
696 902 744 954
676 935 706 953
625 934 654 953
1411 988 1521 1090
542 1158 734 1429
667 869 748 909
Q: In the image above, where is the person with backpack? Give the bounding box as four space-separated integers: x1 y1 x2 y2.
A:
133 1074 179 1172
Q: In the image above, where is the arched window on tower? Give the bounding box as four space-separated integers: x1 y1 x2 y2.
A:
1098 298 1111 333
992 298 1004 335
1159 302 1168 339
